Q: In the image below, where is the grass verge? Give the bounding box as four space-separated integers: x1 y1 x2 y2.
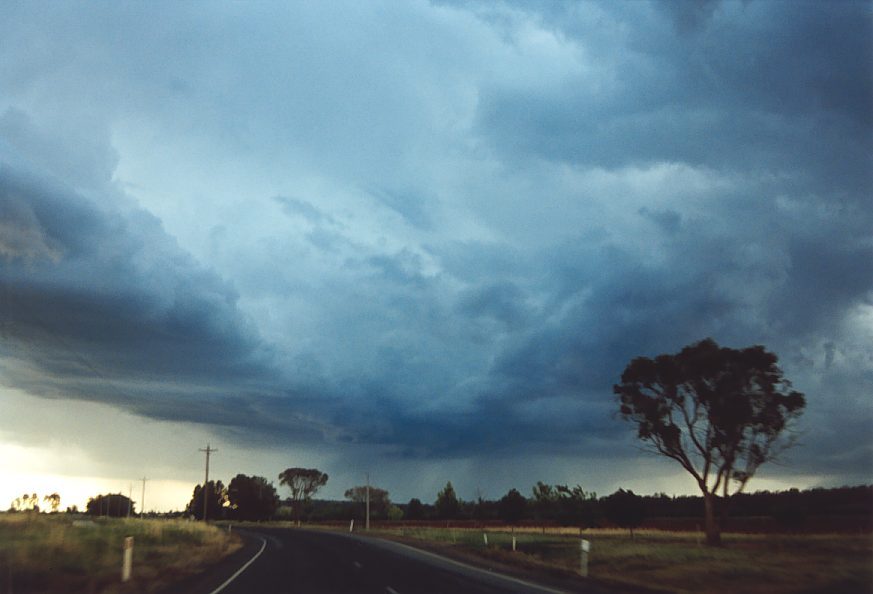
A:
0 513 241 594
352 525 873 594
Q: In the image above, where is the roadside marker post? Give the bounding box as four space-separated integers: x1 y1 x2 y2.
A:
349 519 355 533
512 536 517 552
483 533 488 546
122 536 134 582
579 539 590 577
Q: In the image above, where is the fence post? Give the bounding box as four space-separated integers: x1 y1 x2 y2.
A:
579 539 590 577
122 536 134 582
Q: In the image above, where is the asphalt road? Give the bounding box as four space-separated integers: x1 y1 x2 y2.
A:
168 527 586 594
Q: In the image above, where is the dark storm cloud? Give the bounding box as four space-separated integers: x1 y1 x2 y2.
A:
0 1 870 493
475 1 872 198
0 156 313 437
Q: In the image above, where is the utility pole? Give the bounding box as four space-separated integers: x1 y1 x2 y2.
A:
199 444 218 521
140 477 148 518
127 483 132 518
365 472 370 531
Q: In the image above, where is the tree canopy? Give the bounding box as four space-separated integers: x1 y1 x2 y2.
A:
185 480 227 521
435 481 461 520
614 338 805 544
498 488 527 525
344 485 391 519
227 474 279 521
86 493 134 518
603 489 646 538
279 467 328 524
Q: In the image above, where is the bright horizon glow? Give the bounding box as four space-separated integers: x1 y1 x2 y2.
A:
0 471 194 514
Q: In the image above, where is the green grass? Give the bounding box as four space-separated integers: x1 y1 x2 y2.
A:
0 513 240 593
358 525 873 594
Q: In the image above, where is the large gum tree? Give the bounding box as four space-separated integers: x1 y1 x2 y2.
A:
614 338 805 545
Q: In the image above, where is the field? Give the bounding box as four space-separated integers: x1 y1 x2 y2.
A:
359 525 873 594
0 513 241 594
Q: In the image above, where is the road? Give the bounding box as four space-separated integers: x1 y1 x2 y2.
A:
168 527 592 594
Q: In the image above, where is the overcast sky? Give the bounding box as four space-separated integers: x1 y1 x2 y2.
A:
1 1 871 511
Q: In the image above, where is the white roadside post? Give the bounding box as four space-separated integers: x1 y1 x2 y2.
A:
121 536 134 582
349 519 355 533
512 536 517 552
483 533 488 546
579 539 590 577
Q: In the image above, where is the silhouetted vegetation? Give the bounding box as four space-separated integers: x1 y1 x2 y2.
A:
405 498 425 520
345 485 392 520
227 474 279 521
602 489 646 538
531 482 600 528
278 467 328 524
185 480 227 520
288 484 871 534
86 493 134 518
615 338 806 545
435 481 461 520
497 488 527 525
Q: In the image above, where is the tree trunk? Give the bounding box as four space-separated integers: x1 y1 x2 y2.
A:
703 492 722 546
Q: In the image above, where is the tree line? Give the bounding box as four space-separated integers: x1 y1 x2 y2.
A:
299 483 873 534
16 481 870 534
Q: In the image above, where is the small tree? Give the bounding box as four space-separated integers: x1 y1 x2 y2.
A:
555 484 600 528
614 338 805 545
531 482 557 527
603 489 646 539
405 498 425 520
86 493 134 518
186 480 227 520
498 489 528 526
344 485 391 519
435 482 461 520
43 493 61 513
227 475 279 521
278 468 328 525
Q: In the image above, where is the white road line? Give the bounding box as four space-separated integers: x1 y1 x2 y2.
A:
353 561 363 569
385 587 400 594
372 539 567 594
207 536 267 594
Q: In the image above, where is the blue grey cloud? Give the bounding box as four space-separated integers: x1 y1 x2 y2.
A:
0 1 870 496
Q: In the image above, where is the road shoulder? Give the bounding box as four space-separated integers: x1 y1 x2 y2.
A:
338 530 660 594
157 529 264 594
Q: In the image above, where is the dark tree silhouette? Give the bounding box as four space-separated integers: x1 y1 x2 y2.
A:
86 493 134 518
344 485 391 519
405 498 425 520
186 480 227 520
435 481 461 520
531 482 558 525
603 489 646 539
278 468 328 525
227 475 279 521
614 338 805 545
498 488 528 525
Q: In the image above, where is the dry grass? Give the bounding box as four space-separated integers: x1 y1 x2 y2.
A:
361 525 873 594
0 513 241 594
